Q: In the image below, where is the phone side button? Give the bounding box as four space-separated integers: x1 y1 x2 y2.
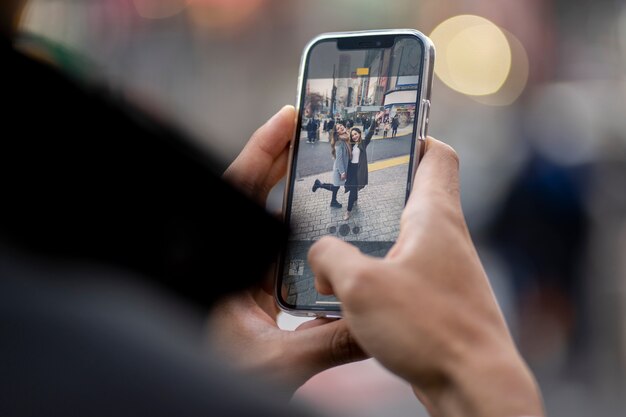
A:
423 99 430 138
419 99 430 139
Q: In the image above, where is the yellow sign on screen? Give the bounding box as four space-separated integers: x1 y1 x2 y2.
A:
356 67 369 76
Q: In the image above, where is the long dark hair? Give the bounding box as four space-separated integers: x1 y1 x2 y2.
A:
330 122 349 159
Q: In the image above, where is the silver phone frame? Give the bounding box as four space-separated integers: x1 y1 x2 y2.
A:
276 29 435 318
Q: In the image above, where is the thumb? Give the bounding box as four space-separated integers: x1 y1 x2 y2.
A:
308 236 380 304
224 105 295 202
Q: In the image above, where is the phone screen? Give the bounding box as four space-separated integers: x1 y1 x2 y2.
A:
278 34 426 314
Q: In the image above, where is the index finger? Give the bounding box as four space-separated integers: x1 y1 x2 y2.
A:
410 137 461 204
389 137 464 258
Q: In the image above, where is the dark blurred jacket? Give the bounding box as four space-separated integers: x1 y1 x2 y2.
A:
0 35 313 417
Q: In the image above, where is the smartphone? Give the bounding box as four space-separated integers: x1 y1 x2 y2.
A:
276 29 435 317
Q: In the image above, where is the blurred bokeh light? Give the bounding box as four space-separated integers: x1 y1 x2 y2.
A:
187 0 267 32
431 15 511 96
472 28 529 106
17 1 626 416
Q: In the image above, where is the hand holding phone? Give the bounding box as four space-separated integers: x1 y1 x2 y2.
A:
308 138 545 417
220 31 543 416
219 106 367 395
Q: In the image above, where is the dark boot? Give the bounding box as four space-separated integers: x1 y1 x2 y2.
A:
312 179 321 192
330 186 341 208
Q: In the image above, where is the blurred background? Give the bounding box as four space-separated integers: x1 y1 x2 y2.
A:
18 0 626 416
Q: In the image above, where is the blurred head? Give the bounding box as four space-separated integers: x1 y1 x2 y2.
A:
335 123 346 134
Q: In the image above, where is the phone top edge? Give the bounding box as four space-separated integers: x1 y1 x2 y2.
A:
301 29 434 65
306 28 431 41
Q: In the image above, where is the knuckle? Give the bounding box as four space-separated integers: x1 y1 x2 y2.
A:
348 262 371 282
329 325 362 366
239 178 257 196
223 170 257 198
340 261 380 306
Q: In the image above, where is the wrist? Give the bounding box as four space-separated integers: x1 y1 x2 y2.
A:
420 347 544 417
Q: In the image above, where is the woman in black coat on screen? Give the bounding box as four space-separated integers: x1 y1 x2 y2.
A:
343 121 376 221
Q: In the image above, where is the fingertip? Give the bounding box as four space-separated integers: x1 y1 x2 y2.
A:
271 105 297 136
308 236 342 295
308 235 333 261
309 237 375 300
261 104 295 131
424 136 459 168
272 105 296 123
248 105 297 157
284 105 297 129
282 104 296 114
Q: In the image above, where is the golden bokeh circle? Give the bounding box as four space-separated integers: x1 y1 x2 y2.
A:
431 15 512 96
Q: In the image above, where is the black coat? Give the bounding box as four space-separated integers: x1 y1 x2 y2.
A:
345 127 374 191
357 126 375 189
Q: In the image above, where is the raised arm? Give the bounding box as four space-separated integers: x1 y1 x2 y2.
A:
363 125 375 149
